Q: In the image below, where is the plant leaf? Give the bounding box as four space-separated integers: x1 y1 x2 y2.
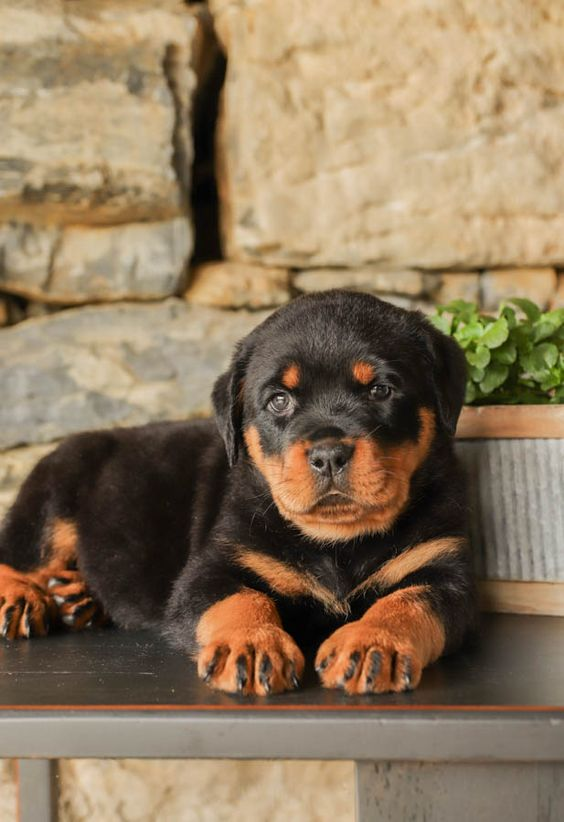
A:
455 321 484 346
520 343 559 380
468 365 486 383
479 363 509 394
480 317 509 349
532 319 561 343
500 305 517 330
492 340 517 365
428 314 452 335
466 345 491 368
509 298 541 323
465 382 477 404
442 300 477 322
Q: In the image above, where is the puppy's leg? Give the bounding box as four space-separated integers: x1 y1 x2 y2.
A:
0 453 103 638
165 561 305 696
316 539 476 694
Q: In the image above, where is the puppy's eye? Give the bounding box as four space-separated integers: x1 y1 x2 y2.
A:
267 392 294 415
369 383 392 400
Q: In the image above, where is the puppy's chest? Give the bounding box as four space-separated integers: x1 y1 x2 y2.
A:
309 555 356 601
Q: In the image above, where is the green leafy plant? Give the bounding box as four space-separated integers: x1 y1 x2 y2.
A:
429 298 564 405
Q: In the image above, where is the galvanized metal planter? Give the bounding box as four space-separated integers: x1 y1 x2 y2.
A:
455 405 564 615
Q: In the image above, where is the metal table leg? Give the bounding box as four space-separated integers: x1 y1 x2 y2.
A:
355 761 564 821
17 760 58 822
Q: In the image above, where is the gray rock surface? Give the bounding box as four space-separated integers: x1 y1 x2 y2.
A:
0 219 192 303
0 300 268 450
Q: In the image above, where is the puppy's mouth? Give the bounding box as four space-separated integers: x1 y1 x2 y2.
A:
315 491 355 508
302 488 393 522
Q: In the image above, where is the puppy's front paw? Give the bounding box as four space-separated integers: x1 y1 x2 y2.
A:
197 626 304 696
46 570 108 630
0 566 55 639
315 621 422 695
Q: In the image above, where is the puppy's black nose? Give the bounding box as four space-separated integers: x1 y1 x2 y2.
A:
308 440 354 477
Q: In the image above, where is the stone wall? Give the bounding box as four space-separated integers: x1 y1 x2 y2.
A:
1 2 564 819
0 0 196 305
212 0 564 271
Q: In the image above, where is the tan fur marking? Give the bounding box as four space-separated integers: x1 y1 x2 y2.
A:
245 410 435 543
281 363 300 390
196 590 282 647
196 590 305 695
362 585 445 664
49 518 78 565
350 537 464 597
315 585 445 694
352 361 375 385
234 548 350 617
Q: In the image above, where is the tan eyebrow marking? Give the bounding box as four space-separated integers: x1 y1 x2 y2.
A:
352 361 376 385
348 537 464 599
281 363 300 390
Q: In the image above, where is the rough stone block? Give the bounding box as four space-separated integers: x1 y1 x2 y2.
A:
0 219 192 302
212 0 564 269
481 268 557 311
0 300 268 450
431 272 481 306
293 269 425 297
186 261 290 308
0 0 198 225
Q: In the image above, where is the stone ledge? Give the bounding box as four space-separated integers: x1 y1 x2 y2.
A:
0 299 268 450
0 219 192 303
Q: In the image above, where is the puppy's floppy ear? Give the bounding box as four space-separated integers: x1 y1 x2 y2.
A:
422 320 467 436
212 337 254 467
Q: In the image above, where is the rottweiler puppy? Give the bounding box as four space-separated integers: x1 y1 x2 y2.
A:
0 290 476 695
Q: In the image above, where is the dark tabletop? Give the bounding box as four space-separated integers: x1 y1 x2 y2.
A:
1 614 563 760
0 613 563 710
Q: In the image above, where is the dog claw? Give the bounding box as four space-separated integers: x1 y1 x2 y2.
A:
401 656 413 690
315 653 334 674
22 606 31 638
235 654 248 692
289 662 300 689
203 649 221 683
258 654 272 694
62 614 75 626
48 577 66 589
343 651 361 682
54 595 65 605
1 607 14 638
364 651 382 689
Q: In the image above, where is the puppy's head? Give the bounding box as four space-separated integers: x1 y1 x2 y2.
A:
213 291 465 542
